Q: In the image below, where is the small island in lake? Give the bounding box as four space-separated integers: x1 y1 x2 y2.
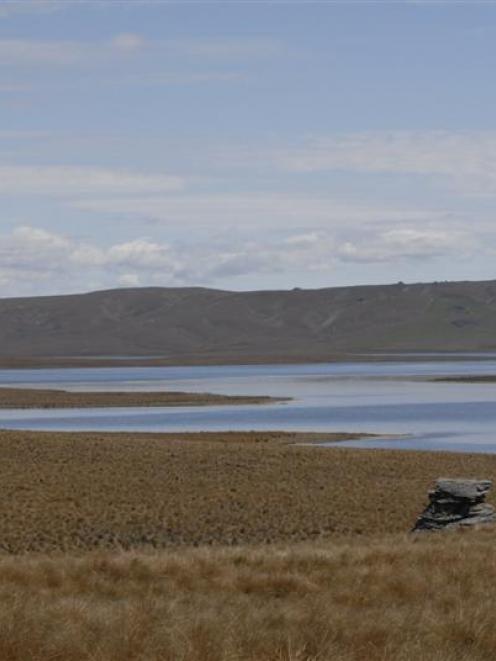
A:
0 387 289 409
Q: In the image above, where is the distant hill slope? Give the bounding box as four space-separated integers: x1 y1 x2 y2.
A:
1 280 496 362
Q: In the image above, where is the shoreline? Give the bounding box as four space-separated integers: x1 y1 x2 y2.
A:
0 387 289 409
1 352 496 370
432 375 496 383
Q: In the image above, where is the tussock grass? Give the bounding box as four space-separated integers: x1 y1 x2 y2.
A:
1 530 496 659
0 429 495 552
2 430 496 658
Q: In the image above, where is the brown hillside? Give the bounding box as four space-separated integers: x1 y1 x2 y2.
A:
2 280 496 362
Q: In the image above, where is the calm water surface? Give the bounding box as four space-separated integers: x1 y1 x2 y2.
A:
1 359 496 453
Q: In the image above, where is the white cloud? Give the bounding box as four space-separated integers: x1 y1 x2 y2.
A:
0 83 31 92
284 232 325 247
117 273 141 288
73 193 446 229
111 33 145 52
70 245 106 267
0 34 280 68
13 225 70 250
0 1 66 19
0 165 184 196
174 37 283 59
0 33 146 66
0 130 51 139
273 131 496 196
0 222 480 297
0 38 85 65
106 240 175 270
0 228 182 293
134 71 246 86
71 239 178 272
338 228 473 263
0 226 71 277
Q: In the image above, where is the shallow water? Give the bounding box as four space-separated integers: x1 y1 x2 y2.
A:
1 359 496 453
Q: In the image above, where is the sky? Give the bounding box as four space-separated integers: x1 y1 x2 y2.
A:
1 0 496 297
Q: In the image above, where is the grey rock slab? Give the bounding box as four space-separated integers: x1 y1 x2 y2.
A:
446 513 496 528
413 478 496 532
434 478 492 502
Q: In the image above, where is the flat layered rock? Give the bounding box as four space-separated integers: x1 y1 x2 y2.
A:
435 478 492 502
413 478 496 532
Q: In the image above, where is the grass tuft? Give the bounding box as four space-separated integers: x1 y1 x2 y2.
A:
0 532 496 659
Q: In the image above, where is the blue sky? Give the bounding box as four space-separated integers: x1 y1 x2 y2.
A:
1 0 496 296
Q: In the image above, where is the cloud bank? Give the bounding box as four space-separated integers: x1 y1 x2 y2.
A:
0 223 478 297
273 131 496 196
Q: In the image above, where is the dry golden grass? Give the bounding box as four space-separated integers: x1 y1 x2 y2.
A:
0 429 495 552
2 430 496 659
0 387 284 409
1 529 496 660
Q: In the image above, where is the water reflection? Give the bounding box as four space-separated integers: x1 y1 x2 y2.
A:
0 359 495 453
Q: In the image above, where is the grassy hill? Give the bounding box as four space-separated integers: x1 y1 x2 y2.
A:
2 279 496 362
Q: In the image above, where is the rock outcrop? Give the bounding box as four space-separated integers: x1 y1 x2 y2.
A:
413 478 496 532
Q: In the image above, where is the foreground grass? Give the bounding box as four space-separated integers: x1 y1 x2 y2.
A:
2 431 496 659
0 387 285 409
0 430 495 552
1 529 496 660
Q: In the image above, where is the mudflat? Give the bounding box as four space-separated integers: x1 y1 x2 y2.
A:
1 429 495 553
432 375 496 383
0 387 287 409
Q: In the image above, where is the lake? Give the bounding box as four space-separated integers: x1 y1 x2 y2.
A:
1 358 496 453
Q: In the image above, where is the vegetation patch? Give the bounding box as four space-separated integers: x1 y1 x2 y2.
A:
0 387 287 409
432 375 496 383
0 430 495 553
1 530 496 659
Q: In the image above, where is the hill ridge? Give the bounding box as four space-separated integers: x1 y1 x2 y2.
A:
2 279 496 361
